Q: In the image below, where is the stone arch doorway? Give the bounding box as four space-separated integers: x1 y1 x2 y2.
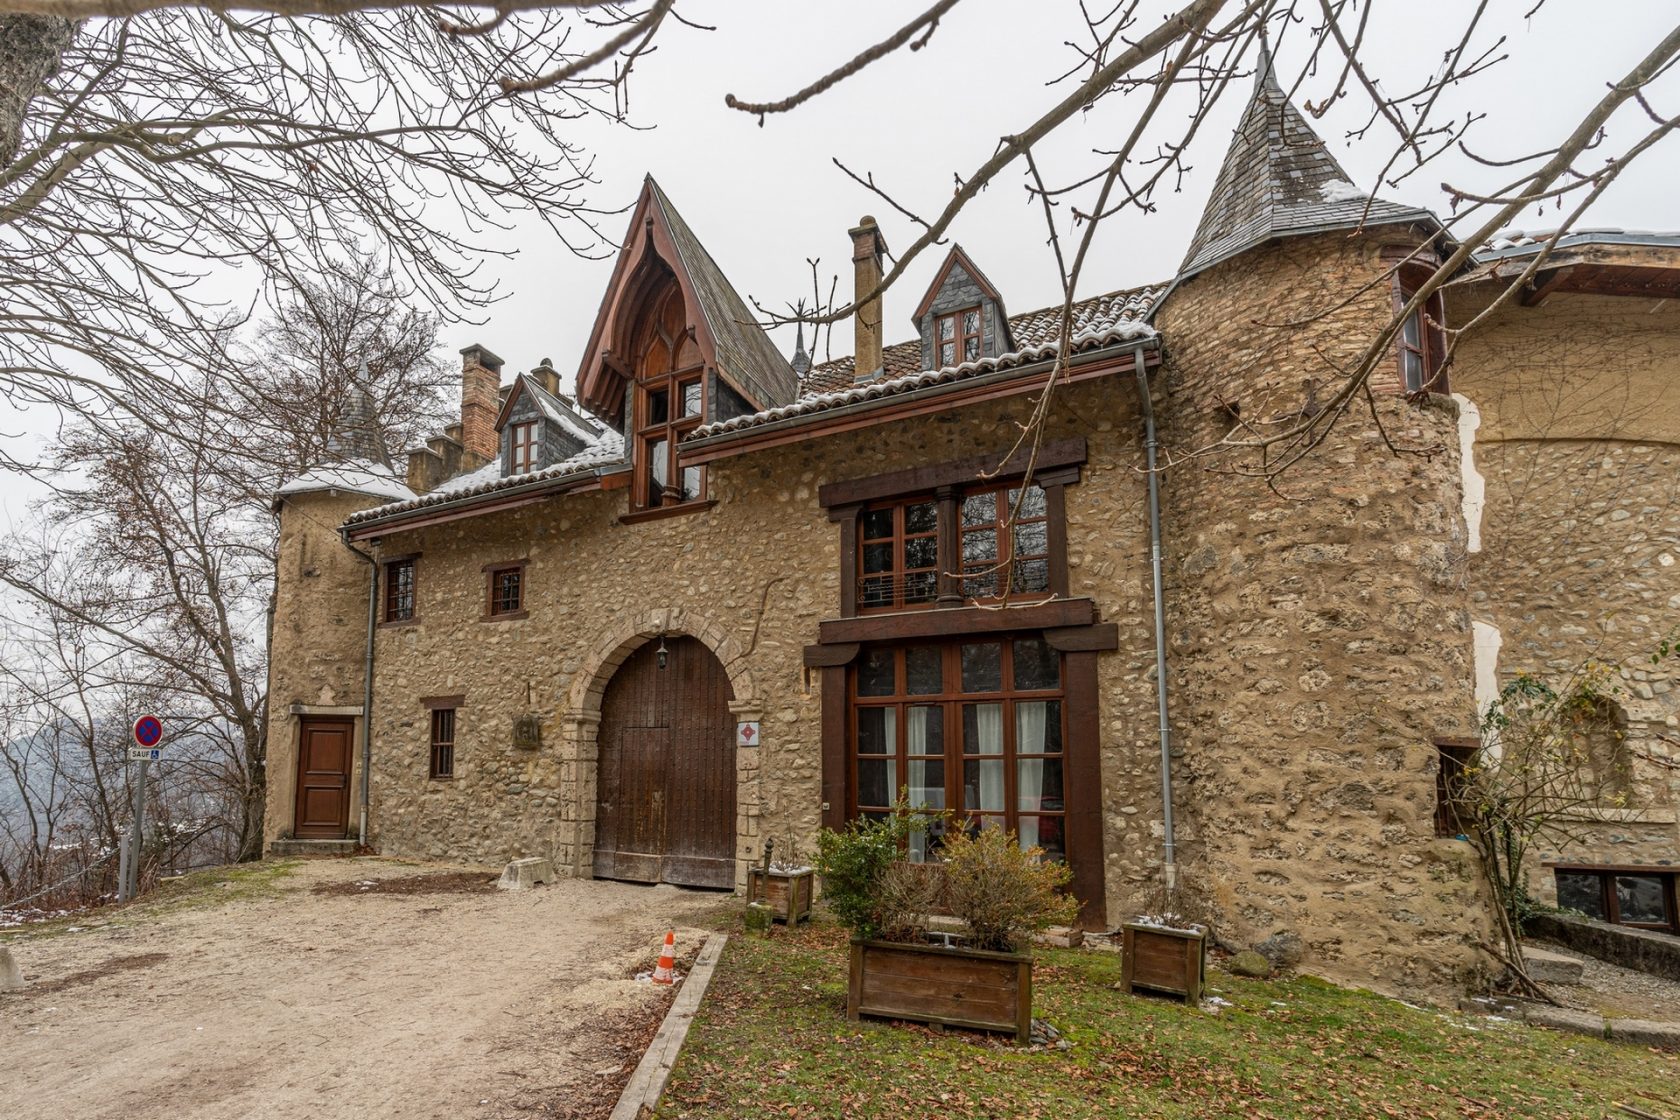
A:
592 635 737 888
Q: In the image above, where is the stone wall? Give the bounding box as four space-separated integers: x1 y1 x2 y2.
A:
264 489 387 848
1448 285 1680 890
1153 232 1494 993
352 381 1164 912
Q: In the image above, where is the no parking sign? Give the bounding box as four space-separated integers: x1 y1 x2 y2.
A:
128 714 165 761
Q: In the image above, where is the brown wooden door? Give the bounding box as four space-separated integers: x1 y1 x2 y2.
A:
294 718 353 839
594 637 736 888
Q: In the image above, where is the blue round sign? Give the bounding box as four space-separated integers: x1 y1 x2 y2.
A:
133 715 163 748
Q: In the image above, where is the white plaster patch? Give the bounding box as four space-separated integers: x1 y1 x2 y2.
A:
1452 393 1485 554
1473 619 1503 733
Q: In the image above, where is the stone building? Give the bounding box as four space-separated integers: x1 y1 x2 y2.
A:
265 61 1679 992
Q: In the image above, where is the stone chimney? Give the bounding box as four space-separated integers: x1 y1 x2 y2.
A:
458 343 504 469
850 216 888 382
534 357 563 399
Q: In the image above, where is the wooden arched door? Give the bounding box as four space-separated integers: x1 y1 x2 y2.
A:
593 636 737 888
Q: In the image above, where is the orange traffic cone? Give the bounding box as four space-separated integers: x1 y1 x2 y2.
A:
651 930 676 985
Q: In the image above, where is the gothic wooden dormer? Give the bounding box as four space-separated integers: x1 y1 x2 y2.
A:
575 177 797 514
912 244 1014 372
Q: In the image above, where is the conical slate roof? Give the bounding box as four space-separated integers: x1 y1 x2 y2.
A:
323 360 391 468
1177 50 1438 281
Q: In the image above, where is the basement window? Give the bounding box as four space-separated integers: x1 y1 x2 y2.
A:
429 707 456 780
1552 866 1678 934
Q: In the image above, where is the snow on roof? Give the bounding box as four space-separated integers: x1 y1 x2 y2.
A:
345 427 625 526
1476 228 1680 260
688 314 1158 444
275 460 416 504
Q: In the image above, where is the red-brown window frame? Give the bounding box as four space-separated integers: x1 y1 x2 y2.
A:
1393 265 1449 394
958 483 1052 601
382 555 418 626
483 560 527 620
857 496 940 612
848 638 1068 863
631 287 707 513
510 421 538 475
1551 866 1679 934
933 306 983 368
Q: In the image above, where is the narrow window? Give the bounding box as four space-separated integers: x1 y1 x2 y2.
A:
857 497 938 611
959 483 1050 599
1434 741 1476 838
487 564 524 617
510 421 538 475
384 558 416 623
1395 269 1448 394
633 286 705 510
429 707 455 779
934 306 983 367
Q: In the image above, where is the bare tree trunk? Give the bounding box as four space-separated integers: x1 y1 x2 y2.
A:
0 14 73 170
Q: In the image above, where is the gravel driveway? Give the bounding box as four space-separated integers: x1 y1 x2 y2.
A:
3 859 719 1120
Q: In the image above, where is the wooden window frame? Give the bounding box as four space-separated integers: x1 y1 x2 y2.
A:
856 495 941 613
482 560 528 621
429 706 456 780
957 483 1053 602
1393 265 1449 395
381 554 419 627
510 420 538 475
629 287 708 515
1550 866 1678 934
1433 739 1476 838
934 305 983 368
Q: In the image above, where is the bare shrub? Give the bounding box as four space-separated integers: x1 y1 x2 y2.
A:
941 826 1077 952
875 859 946 944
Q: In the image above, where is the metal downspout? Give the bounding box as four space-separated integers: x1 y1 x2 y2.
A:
1133 345 1178 898
343 531 379 846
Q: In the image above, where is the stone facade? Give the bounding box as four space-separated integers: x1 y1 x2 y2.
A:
1154 232 1493 991
1448 285 1680 891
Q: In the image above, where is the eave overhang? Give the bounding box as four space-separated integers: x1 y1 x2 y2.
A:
343 467 606 540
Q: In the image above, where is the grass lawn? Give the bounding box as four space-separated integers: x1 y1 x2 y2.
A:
656 920 1679 1119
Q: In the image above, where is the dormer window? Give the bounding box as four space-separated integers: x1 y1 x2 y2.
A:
633 286 706 510
936 307 983 367
510 421 538 474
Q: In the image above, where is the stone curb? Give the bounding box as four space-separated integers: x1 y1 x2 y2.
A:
609 932 729 1120
1458 996 1680 1049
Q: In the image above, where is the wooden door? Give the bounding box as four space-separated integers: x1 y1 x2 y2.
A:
294 718 353 839
594 637 736 888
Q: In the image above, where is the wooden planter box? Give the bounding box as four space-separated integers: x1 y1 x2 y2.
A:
847 937 1032 1042
745 868 815 927
1120 922 1206 1002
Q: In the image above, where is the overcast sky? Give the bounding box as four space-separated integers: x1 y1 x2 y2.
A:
2 0 1677 528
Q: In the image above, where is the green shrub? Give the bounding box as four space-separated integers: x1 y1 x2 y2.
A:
815 814 905 941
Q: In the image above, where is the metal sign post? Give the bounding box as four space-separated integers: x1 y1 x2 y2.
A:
121 715 165 903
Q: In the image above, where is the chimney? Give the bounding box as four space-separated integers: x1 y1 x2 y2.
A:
458 343 504 468
850 216 887 382
534 357 563 399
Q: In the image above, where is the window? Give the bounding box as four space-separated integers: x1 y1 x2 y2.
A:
1552 867 1678 933
851 637 1066 863
429 707 455 779
960 483 1050 599
1434 740 1475 838
633 286 705 510
384 558 416 623
934 306 983 367
858 497 939 610
510 421 538 475
1394 268 1448 394
486 563 524 618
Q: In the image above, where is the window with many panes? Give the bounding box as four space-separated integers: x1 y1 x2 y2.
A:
486 564 523 617
960 483 1050 598
384 558 416 623
633 285 705 510
851 637 1065 862
429 707 455 779
934 306 983 367
858 497 939 610
510 421 538 475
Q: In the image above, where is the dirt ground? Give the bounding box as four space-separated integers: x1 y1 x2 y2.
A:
2 858 722 1120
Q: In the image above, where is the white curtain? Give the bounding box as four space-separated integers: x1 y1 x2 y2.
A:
907 706 941 862
972 703 1004 813
1016 701 1047 849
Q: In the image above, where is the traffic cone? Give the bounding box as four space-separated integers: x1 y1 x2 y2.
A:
651 930 676 985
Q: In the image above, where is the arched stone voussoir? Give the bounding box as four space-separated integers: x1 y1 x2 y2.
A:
565 607 759 716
